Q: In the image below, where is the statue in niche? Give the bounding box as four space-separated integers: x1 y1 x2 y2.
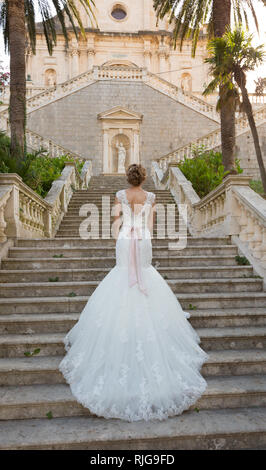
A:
116 142 126 173
46 70 56 86
181 74 192 93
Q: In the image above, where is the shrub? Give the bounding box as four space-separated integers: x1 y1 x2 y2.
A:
177 145 243 198
0 132 83 197
249 179 264 197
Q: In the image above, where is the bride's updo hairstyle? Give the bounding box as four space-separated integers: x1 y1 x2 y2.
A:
126 164 146 187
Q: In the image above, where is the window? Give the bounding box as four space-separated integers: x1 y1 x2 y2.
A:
111 5 127 20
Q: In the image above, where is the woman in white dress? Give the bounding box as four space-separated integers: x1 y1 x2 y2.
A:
59 164 209 422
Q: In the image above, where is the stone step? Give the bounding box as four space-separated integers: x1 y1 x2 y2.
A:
1 375 266 421
59 215 180 222
55 230 184 238
7 245 238 259
0 266 254 283
1 350 266 387
1 327 266 358
57 224 181 232
0 308 266 335
1 255 240 270
0 407 266 449
1 291 265 315
0 278 261 298
15 237 232 248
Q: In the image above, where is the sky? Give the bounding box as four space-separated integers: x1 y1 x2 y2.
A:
0 0 265 91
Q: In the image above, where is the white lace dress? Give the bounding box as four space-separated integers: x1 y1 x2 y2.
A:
59 189 209 422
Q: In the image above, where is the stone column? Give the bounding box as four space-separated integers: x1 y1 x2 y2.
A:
158 52 165 73
87 49 95 70
103 130 109 174
133 131 140 164
26 50 33 82
67 51 72 79
72 49 80 77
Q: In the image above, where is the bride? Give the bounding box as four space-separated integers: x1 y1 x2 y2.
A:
59 164 209 422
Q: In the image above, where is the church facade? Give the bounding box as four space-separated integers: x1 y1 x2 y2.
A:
26 0 210 96
23 0 264 178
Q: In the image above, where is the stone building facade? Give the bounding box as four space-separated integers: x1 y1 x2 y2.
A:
22 0 265 178
26 0 210 95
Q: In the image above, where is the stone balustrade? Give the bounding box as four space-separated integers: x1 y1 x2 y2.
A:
95 65 145 81
157 104 266 170
0 161 92 243
25 129 86 162
0 85 48 104
145 72 219 122
152 161 266 276
0 65 218 123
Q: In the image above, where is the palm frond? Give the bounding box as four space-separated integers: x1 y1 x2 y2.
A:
153 0 264 56
0 0 8 53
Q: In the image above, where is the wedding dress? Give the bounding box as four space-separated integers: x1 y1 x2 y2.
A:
59 189 209 422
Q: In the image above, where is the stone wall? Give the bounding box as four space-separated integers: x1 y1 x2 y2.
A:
27 80 219 175
235 122 266 180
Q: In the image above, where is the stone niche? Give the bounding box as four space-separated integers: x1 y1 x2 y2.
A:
97 106 143 174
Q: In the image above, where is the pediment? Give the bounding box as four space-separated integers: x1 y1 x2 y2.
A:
97 107 143 121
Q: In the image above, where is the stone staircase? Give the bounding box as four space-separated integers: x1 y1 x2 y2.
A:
0 175 266 449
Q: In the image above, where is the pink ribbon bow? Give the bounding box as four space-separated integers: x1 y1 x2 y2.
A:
128 226 148 296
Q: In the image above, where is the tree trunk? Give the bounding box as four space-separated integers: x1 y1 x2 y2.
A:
212 0 231 37
213 0 237 174
220 94 236 173
239 80 266 194
7 0 26 157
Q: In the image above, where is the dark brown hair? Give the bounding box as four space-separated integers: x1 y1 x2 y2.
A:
126 164 146 186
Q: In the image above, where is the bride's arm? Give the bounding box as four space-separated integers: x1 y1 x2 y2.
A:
148 198 156 236
112 196 122 240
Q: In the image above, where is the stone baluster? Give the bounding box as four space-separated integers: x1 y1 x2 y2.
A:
0 190 12 243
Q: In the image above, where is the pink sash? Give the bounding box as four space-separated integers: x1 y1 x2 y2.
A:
128 226 148 296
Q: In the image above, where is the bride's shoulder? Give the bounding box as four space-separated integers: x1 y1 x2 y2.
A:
146 191 156 205
116 189 125 202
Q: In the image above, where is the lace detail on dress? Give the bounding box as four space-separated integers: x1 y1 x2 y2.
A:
116 190 155 208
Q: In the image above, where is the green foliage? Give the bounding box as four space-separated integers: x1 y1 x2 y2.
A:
49 277 59 282
68 292 77 297
0 132 83 197
188 304 197 310
46 411 53 420
204 27 265 111
250 180 265 196
24 348 41 357
235 255 250 266
178 145 243 198
0 1 96 55
153 1 260 56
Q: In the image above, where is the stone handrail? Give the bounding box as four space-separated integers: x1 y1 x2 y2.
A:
0 160 92 242
0 65 218 123
157 104 266 171
25 129 86 162
145 71 219 122
96 65 145 81
0 68 96 118
0 85 48 104
0 116 86 162
152 161 266 276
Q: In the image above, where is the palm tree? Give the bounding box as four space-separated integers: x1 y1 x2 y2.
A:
153 0 264 173
0 0 96 157
203 28 266 193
